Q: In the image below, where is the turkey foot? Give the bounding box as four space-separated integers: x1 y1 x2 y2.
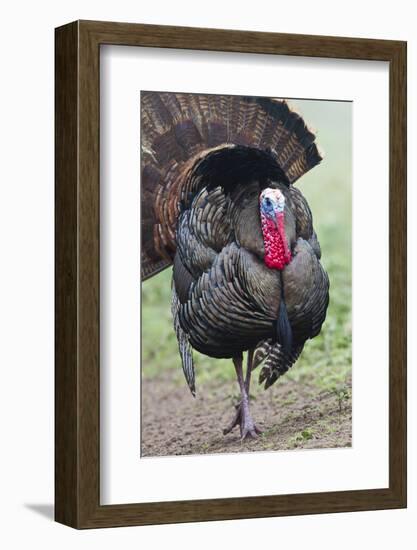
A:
223 400 262 439
224 351 262 440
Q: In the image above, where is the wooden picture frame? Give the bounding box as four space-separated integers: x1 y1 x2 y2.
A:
55 20 407 528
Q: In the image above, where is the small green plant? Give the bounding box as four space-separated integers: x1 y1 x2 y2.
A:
300 428 314 440
289 428 315 447
332 385 350 413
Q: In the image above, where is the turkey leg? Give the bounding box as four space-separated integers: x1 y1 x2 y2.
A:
223 350 262 440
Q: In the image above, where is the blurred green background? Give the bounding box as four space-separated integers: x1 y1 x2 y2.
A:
142 98 352 398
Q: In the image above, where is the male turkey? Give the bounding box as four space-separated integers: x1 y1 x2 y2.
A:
141 91 329 440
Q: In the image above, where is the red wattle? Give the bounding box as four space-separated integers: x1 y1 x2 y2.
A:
261 211 291 270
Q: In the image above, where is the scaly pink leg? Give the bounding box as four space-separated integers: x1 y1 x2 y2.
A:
223 350 262 440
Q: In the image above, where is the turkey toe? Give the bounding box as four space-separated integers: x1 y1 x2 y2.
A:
223 403 242 435
223 401 262 440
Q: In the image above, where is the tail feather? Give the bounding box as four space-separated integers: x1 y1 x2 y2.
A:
141 91 322 281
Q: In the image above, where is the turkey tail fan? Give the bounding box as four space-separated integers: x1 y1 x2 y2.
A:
141 91 323 281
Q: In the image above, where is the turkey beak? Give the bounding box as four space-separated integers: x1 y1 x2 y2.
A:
274 209 282 229
271 213 278 229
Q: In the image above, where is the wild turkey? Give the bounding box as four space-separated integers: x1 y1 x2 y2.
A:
141 91 329 440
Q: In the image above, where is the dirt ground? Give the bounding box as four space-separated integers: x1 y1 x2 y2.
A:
141 369 352 457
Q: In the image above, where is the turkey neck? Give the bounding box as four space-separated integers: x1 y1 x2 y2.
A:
260 211 291 270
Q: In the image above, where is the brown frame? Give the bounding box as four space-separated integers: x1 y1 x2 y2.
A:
55 20 407 529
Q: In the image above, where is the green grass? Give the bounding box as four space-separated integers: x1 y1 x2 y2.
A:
142 268 233 384
142 99 352 396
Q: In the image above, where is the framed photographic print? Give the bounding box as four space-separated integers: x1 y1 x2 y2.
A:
55 20 407 528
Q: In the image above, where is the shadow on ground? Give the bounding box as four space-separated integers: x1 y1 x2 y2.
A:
24 504 54 521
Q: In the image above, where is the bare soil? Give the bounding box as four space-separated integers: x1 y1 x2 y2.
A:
141 370 352 457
